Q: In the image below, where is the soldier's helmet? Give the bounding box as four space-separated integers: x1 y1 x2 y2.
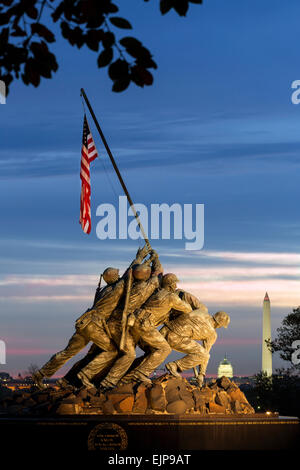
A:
103 267 119 284
213 311 230 329
161 273 179 288
132 264 151 281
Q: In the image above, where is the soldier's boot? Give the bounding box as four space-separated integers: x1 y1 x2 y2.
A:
130 370 152 386
56 377 73 391
77 371 95 390
32 371 46 390
197 373 205 388
118 370 152 386
99 378 115 393
165 361 181 378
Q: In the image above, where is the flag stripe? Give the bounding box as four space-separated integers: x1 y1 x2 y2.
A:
79 115 98 234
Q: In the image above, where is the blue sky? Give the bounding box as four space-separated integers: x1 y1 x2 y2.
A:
1 0 300 377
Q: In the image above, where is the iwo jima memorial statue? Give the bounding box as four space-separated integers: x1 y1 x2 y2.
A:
30 89 241 408
3 90 298 452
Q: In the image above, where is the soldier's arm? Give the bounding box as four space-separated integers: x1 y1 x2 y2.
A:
202 330 217 353
150 250 163 277
136 249 163 283
171 294 193 314
175 289 208 312
118 245 151 281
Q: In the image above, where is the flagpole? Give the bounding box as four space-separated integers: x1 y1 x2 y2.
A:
80 88 151 250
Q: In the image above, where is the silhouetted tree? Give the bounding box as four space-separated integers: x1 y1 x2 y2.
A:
26 363 39 376
250 371 300 417
0 0 202 94
269 306 300 372
249 308 300 417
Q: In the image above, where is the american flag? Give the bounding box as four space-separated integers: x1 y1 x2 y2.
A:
80 114 98 234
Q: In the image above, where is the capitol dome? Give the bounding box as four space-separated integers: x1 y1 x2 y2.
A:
217 356 233 378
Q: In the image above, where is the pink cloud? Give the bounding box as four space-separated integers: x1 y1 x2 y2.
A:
0 274 96 287
197 250 300 265
7 348 56 356
0 249 299 309
178 279 300 307
217 338 261 345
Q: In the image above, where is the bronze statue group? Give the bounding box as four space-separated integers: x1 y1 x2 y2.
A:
33 245 230 392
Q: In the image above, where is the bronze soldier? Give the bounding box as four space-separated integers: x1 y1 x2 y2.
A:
119 273 192 386
174 289 208 314
32 245 151 389
162 310 230 387
77 250 163 391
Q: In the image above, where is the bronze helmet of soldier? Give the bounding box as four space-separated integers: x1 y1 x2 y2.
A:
161 273 179 292
132 264 151 281
213 311 230 329
102 267 120 284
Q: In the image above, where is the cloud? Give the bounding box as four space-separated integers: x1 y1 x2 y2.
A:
2 106 300 179
197 250 300 265
180 279 300 307
1 246 299 309
7 348 57 356
0 274 96 287
217 338 261 345
2 140 299 179
173 265 300 280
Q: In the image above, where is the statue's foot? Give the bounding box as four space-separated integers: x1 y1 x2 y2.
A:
32 371 46 390
56 378 73 390
119 371 152 387
165 362 181 378
99 379 115 393
77 371 95 390
197 373 205 388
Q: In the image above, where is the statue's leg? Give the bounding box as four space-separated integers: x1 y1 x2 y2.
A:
100 330 136 389
78 322 118 383
63 344 102 387
39 331 88 378
124 326 171 382
166 334 210 375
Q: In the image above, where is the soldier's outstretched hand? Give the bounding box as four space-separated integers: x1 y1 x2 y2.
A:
150 249 159 260
136 244 151 260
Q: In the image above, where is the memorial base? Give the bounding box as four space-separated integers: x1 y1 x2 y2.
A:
0 413 298 453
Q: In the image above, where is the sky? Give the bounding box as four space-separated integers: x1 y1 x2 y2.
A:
1 0 300 378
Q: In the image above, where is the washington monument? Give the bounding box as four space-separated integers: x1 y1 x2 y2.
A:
262 292 272 376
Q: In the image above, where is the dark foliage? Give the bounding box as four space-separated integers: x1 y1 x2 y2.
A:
246 371 300 418
268 306 300 371
0 0 202 94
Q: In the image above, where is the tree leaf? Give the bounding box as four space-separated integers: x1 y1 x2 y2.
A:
97 47 113 68
102 31 115 48
160 0 173 15
86 30 100 51
107 3 119 13
51 3 64 22
0 13 9 26
26 6 38 20
11 26 27 37
24 58 40 87
112 77 130 92
108 59 129 80
131 65 153 87
109 16 132 29
173 0 189 16
31 23 55 43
